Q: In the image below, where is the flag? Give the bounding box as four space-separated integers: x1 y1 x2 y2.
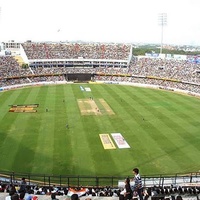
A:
67 188 87 197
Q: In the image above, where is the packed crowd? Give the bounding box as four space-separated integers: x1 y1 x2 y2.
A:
94 57 200 94
22 43 131 60
0 181 122 200
0 56 31 79
129 57 200 84
0 53 200 95
94 76 200 94
1 176 199 200
30 66 96 75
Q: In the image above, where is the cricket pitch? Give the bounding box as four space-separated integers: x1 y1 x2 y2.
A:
77 98 115 116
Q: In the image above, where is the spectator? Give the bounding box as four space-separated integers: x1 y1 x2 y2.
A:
19 178 27 193
51 192 58 200
119 177 132 200
5 190 16 200
11 194 19 200
71 194 79 200
25 189 34 200
19 192 25 200
132 168 143 200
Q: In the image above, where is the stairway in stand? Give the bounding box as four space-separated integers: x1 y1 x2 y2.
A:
14 55 25 66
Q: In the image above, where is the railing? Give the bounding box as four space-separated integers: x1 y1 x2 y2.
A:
0 171 200 188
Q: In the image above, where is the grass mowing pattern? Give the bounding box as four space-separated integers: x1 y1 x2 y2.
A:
0 84 200 176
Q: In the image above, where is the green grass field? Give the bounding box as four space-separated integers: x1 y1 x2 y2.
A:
0 83 200 177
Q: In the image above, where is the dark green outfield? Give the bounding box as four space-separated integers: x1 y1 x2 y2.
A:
0 83 200 176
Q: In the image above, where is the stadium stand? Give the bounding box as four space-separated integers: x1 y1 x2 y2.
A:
21 42 131 60
0 42 200 199
0 43 200 95
0 42 200 95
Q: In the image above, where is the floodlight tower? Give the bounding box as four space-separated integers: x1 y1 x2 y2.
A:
158 13 167 54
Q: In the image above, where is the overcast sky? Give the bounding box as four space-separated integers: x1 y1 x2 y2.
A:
0 0 200 45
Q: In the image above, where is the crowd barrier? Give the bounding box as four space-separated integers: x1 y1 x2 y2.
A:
95 81 200 98
0 171 200 188
1 80 200 98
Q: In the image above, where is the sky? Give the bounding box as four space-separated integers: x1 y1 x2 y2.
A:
0 0 200 45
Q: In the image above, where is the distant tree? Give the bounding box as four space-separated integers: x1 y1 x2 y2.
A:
132 47 200 56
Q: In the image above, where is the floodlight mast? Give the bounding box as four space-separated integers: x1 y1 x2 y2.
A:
158 13 167 54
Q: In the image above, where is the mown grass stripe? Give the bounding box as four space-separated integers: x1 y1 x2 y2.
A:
141 88 200 151
94 85 179 173
29 86 56 174
117 86 198 172
131 88 200 168
0 88 35 171
65 84 99 175
0 84 200 176
52 85 71 174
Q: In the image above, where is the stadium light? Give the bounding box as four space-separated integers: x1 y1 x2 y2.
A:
158 13 167 54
